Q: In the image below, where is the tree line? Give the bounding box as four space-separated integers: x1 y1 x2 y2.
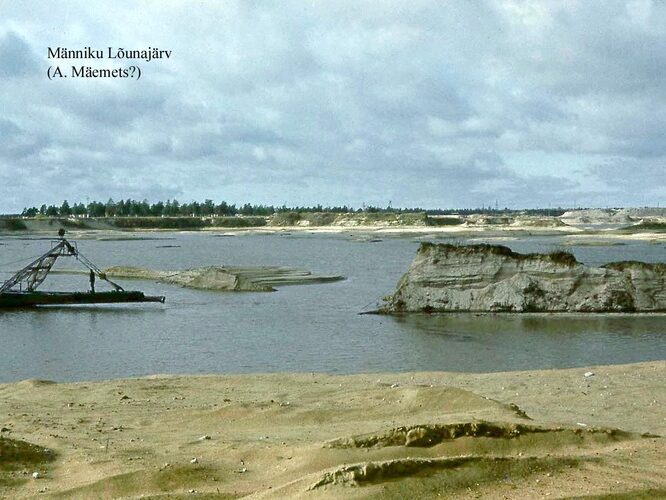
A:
19 199 569 218
21 199 359 218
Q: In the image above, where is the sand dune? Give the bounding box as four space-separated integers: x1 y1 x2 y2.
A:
0 361 664 498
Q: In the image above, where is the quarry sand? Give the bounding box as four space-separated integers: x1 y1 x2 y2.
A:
5 225 666 243
1 361 664 499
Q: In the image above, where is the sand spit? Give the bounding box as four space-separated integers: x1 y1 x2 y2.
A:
383 243 666 313
0 361 664 498
59 266 345 292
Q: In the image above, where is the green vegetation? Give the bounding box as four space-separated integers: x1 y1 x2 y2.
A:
603 261 666 273
603 290 636 312
51 465 231 499
271 211 303 226
58 217 90 229
210 216 267 227
106 217 208 229
21 199 352 218
0 437 56 487
301 212 339 225
571 489 666 500
426 216 464 226
420 243 579 267
17 199 575 219
547 250 578 267
522 281 547 312
620 221 666 232
315 455 586 495
0 218 27 231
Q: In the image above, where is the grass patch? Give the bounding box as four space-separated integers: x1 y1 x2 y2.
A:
270 212 302 225
603 261 666 273
58 218 90 229
547 250 578 266
301 212 339 225
0 219 27 231
420 242 579 267
108 217 208 230
569 489 666 500
142 493 239 499
619 222 666 232
389 455 586 496
313 455 588 495
361 212 427 225
425 216 463 226
210 216 267 228
0 437 56 488
53 464 231 498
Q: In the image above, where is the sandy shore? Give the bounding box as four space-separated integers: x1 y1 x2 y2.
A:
1 361 664 499
2 224 665 243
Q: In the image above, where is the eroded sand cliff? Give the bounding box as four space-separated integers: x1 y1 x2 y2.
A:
383 243 666 313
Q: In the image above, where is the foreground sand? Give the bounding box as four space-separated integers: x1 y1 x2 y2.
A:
1 362 664 499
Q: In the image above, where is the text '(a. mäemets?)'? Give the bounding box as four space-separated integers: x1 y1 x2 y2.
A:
46 46 172 80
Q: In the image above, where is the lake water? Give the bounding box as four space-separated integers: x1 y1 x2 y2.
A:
0 231 664 382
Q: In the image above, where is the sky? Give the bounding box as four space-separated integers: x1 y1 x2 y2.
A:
0 0 664 212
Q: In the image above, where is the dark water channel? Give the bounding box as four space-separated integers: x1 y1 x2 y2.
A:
0 232 664 382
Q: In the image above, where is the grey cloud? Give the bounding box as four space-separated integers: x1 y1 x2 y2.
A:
0 118 21 135
0 31 40 78
72 89 167 127
0 118 46 160
0 1 664 211
591 157 666 196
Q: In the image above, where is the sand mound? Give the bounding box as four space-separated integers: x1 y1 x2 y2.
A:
68 265 346 292
324 421 638 449
15 379 57 388
0 363 664 498
308 455 586 490
511 216 566 227
560 208 634 225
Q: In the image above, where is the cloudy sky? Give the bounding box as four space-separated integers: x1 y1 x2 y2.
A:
0 0 664 212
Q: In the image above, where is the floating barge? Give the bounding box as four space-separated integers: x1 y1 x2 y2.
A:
0 231 165 308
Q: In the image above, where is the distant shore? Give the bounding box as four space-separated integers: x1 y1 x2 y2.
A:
1 361 664 498
1 210 664 241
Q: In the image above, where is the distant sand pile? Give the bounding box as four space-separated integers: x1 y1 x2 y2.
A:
269 211 429 227
560 207 666 226
510 215 566 227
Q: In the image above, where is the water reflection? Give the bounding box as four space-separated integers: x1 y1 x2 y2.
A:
393 313 666 337
388 313 666 372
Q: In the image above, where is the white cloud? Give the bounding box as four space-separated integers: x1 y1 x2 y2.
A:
0 0 664 212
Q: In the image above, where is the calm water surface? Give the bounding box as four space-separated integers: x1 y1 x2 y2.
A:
0 232 664 382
